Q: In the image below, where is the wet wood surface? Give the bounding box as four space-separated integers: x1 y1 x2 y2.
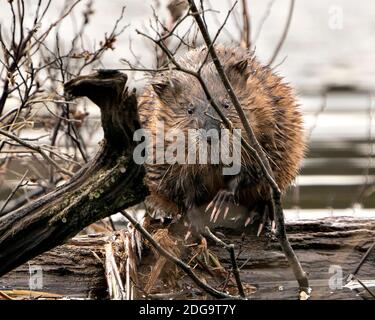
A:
0 235 108 299
1 217 374 300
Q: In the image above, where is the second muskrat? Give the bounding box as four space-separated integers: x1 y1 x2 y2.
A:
138 44 305 234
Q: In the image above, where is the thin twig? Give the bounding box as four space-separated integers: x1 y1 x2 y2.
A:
267 0 295 65
205 227 245 298
352 275 375 299
349 241 375 280
253 0 276 45
0 128 73 177
240 0 251 49
0 170 28 216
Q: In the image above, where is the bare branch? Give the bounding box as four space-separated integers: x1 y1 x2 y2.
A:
240 0 251 49
267 0 295 66
0 128 73 177
0 170 28 216
205 227 245 298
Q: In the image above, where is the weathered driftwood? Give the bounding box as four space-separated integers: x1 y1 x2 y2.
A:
0 235 108 299
213 217 375 300
142 217 375 300
1 217 374 300
0 70 148 277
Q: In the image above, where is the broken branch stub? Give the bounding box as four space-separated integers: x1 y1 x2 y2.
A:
0 70 148 277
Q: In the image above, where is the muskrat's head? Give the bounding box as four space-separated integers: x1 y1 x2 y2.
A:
146 45 269 173
150 46 254 141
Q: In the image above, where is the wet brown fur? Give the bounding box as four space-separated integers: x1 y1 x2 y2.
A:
138 44 305 221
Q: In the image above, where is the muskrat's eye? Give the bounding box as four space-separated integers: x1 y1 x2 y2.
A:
187 105 194 115
223 100 230 109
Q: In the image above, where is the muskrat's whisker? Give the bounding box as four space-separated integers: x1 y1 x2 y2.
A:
157 163 175 191
204 112 223 123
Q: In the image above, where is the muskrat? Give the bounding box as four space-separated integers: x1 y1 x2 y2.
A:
137 44 305 234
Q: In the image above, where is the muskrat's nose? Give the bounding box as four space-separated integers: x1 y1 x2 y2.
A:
203 118 221 133
203 118 221 145
206 134 221 145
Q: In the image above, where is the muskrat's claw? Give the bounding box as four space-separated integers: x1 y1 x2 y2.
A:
257 206 267 236
245 201 276 237
244 209 258 227
205 189 235 223
257 223 264 237
271 220 276 233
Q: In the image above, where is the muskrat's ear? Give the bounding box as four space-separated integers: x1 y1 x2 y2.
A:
152 78 181 102
225 59 250 82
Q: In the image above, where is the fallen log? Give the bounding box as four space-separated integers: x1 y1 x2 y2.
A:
1 217 374 300
0 235 108 299
212 217 375 300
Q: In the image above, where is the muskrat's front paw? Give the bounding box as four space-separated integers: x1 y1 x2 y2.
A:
205 189 237 223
